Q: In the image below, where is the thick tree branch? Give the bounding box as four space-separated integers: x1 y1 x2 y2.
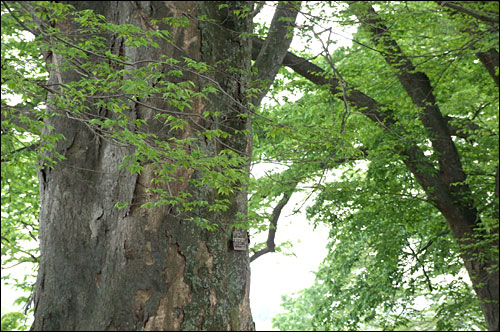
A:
251 1 300 109
252 37 394 127
246 4 300 260
349 2 467 188
348 5 499 330
250 184 296 262
344 3 485 216
252 38 479 200
253 37 441 196
436 1 499 24
254 25 490 243
476 49 499 87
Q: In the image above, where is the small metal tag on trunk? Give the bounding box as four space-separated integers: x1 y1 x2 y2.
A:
232 228 247 251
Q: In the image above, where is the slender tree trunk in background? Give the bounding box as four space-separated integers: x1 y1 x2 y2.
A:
348 3 499 330
31 1 254 330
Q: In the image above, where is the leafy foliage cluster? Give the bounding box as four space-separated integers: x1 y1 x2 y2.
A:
260 1 498 330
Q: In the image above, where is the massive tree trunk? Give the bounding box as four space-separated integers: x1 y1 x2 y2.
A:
31 1 254 330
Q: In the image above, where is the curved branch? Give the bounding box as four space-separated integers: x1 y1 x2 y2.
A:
250 184 296 263
349 2 466 187
253 36 398 132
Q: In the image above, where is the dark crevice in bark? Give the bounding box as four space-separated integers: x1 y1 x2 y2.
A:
31 2 256 331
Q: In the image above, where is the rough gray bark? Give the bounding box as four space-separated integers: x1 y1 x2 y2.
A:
31 1 254 330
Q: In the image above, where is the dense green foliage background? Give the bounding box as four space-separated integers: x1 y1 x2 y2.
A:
251 1 498 330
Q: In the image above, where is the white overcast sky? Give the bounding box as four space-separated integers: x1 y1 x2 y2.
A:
250 3 355 330
249 163 331 331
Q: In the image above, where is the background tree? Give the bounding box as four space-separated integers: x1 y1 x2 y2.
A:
248 1 498 330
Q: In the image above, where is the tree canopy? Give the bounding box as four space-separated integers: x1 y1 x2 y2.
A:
254 1 498 330
1 1 499 331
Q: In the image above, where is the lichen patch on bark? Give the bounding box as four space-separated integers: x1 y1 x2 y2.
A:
146 240 192 330
163 2 200 58
144 241 154 266
196 239 214 272
134 289 151 322
144 295 171 330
